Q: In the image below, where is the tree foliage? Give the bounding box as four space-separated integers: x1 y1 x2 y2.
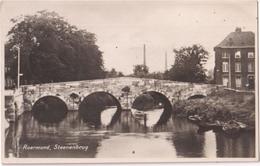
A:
166 44 208 83
146 72 164 80
5 10 105 84
133 64 149 78
105 68 124 78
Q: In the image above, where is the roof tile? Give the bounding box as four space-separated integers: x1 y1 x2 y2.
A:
215 31 255 48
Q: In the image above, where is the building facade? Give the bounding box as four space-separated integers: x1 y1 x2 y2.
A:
214 28 255 90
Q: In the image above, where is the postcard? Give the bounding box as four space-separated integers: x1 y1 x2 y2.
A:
1 0 258 163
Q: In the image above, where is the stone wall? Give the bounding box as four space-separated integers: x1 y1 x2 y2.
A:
22 77 217 110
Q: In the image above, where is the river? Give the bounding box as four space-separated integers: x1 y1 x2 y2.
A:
5 109 255 158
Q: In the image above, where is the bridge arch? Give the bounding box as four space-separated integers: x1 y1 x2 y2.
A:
185 90 207 100
187 94 206 100
132 91 172 126
32 95 68 123
78 91 122 127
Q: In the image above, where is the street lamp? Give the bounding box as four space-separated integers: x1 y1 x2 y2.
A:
13 45 22 90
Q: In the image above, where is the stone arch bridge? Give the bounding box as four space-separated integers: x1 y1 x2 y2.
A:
22 77 217 111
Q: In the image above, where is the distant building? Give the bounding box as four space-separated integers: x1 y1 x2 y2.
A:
214 27 255 90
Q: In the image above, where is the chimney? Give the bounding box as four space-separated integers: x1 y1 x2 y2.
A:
235 27 242 32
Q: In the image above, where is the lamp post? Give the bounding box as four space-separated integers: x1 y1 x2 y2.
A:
17 46 21 89
14 45 21 90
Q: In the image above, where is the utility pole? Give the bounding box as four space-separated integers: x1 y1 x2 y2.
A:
165 51 168 71
143 44 146 66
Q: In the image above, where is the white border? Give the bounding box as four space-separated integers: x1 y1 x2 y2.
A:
0 0 259 164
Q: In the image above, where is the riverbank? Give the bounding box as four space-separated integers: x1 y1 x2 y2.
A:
173 88 255 131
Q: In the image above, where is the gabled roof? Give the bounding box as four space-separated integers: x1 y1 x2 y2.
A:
215 28 255 49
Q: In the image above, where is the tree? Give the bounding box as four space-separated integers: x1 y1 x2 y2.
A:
133 64 149 78
206 68 215 84
5 10 105 84
166 44 208 83
106 68 117 78
105 68 124 78
118 72 124 77
147 72 164 80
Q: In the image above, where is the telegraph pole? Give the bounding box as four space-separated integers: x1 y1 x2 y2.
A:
165 51 168 71
143 44 146 66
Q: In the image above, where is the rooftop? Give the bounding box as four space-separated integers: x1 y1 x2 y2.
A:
215 27 255 49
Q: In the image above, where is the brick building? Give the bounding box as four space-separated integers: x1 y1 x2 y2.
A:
214 28 255 90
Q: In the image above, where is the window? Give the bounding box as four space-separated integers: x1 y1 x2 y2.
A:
248 62 254 72
235 62 241 72
222 77 229 87
248 76 255 89
222 52 229 58
235 51 241 58
222 62 229 72
248 52 254 58
235 76 242 88
5 67 10 73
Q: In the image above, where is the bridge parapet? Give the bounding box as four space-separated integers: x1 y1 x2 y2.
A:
22 77 217 111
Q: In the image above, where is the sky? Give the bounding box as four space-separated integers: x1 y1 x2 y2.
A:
0 0 257 75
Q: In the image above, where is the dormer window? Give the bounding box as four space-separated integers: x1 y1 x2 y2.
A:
248 52 254 58
235 51 241 58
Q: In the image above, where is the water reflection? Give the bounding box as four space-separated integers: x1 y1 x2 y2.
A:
96 133 177 158
171 117 205 157
32 96 68 123
78 92 121 128
131 91 172 127
5 110 255 158
215 131 255 157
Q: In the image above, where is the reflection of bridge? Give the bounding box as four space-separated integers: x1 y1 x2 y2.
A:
22 77 217 111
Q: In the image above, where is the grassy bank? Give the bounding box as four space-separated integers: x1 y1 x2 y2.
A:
173 88 255 130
